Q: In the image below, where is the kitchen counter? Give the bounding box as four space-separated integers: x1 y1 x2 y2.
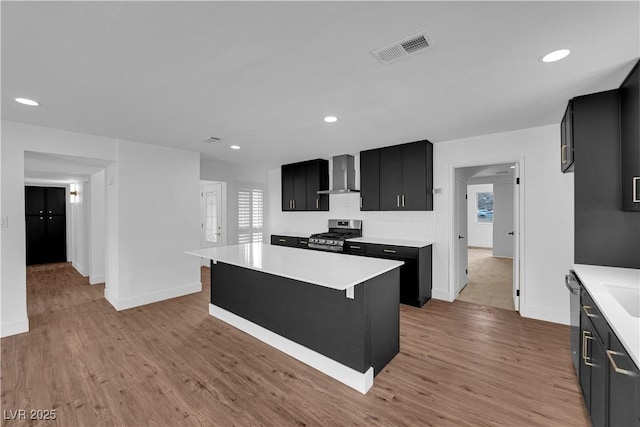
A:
186 243 403 290
346 236 433 248
573 264 640 366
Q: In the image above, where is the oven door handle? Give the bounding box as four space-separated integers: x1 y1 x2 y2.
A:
565 274 579 294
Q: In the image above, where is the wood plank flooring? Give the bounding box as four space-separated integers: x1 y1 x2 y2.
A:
1 262 589 426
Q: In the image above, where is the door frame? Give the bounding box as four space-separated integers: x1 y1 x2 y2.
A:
454 176 468 294
449 157 525 312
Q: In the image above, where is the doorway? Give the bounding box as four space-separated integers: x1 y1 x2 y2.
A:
452 162 521 312
200 181 227 266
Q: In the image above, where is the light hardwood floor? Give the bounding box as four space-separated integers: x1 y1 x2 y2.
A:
458 248 514 311
1 262 589 426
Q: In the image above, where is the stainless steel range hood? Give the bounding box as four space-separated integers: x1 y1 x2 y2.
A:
317 154 360 194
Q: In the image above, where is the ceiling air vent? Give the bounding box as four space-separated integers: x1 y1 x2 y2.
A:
371 31 434 65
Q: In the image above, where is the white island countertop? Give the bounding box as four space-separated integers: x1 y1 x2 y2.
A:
573 264 640 367
187 243 404 291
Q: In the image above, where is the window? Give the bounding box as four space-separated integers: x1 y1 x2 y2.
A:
238 189 264 244
476 192 494 223
205 191 219 243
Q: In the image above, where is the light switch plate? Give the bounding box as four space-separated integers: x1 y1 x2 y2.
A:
1 216 8 228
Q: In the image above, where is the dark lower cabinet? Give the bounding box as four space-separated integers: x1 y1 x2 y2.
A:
25 186 67 265
579 285 640 427
270 235 300 248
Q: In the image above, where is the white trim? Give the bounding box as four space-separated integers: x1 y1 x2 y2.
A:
72 261 88 277
209 303 374 394
89 274 105 285
1 317 30 338
431 287 452 302
105 281 202 311
520 305 569 326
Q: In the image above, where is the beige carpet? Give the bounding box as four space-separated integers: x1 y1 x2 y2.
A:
458 248 515 311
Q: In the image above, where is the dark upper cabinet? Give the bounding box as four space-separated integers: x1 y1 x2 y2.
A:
620 60 640 211
305 160 329 211
359 149 380 211
281 159 329 212
363 140 433 211
561 100 574 173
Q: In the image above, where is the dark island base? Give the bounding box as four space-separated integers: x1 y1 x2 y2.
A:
210 262 400 377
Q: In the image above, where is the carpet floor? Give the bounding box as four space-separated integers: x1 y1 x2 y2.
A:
457 248 514 311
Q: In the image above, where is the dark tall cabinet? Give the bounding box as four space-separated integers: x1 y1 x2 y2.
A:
619 60 640 211
25 186 67 265
359 149 380 211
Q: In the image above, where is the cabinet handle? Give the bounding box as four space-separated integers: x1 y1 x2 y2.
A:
316 199 319 209
582 305 597 318
300 240 307 244
360 197 363 209
633 177 640 203
39 210 43 214
350 245 361 249
606 350 637 376
561 144 568 164
279 239 286 242
49 217 52 220
293 200 295 210
397 195 400 207
39 217 43 220
383 249 397 254
582 331 596 367
402 195 405 207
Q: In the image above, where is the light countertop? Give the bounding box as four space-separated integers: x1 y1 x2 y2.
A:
186 243 403 291
347 236 433 248
573 264 640 367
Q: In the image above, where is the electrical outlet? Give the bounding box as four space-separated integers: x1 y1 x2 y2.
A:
1 216 8 228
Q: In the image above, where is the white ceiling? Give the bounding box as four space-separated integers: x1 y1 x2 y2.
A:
24 151 112 183
2 1 638 169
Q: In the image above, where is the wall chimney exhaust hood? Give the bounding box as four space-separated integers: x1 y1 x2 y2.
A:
317 154 359 194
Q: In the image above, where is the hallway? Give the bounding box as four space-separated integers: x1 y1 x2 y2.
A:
458 248 514 311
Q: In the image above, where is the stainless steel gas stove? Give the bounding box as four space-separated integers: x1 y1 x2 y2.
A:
308 219 362 252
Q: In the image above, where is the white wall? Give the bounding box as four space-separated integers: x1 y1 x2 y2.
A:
466 184 493 248
493 182 514 258
1 121 116 337
71 180 89 276
104 140 201 310
89 170 106 284
433 124 574 325
267 166 435 242
1 121 203 337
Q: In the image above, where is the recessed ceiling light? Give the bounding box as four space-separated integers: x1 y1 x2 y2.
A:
541 49 571 63
230 145 240 150
15 97 40 106
510 166 516 169
324 116 338 123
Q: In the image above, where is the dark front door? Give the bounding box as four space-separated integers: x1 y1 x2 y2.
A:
25 186 67 265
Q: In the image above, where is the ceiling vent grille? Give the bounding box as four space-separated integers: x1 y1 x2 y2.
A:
371 31 434 65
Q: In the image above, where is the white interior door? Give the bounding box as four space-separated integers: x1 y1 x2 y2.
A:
455 178 469 295
512 164 521 311
200 182 224 267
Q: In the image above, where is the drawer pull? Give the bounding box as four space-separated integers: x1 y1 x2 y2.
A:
350 246 361 249
633 177 640 203
606 350 637 376
582 331 596 367
582 305 597 318
299 240 307 244
279 239 286 242
561 144 568 164
383 249 397 254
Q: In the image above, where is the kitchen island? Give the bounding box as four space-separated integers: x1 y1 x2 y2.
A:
186 243 403 394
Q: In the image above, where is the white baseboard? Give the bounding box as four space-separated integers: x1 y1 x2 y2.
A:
106 282 202 311
89 274 105 285
209 304 374 394
431 288 453 302
521 305 569 325
72 261 88 277
1 317 30 338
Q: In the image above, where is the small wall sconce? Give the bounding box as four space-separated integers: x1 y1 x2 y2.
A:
70 183 78 204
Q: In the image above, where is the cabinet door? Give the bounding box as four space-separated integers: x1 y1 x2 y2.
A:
580 312 593 409
305 160 329 211
25 187 46 216
561 101 574 173
401 141 428 210
46 215 67 263
379 145 403 210
620 62 640 211
281 165 295 211
608 332 640 427
589 329 607 427
46 187 66 215
292 164 306 211
360 149 380 211
25 216 46 265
